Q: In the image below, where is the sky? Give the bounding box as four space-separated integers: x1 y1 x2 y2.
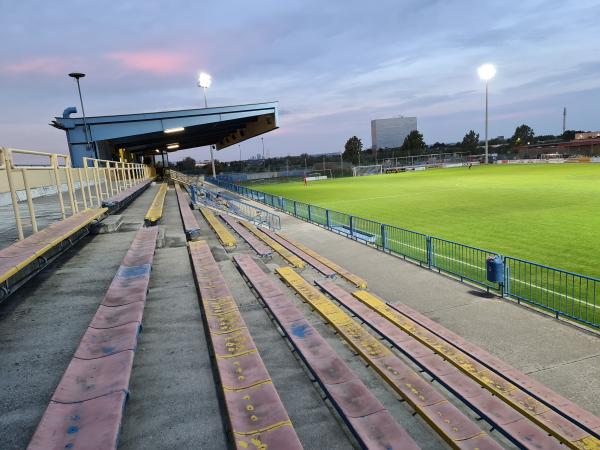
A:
1 0 599 162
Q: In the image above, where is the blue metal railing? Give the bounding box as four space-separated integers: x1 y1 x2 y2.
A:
190 184 281 230
208 177 600 330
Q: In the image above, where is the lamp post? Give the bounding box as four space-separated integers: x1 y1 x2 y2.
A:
477 64 496 164
198 72 216 177
68 72 97 159
198 72 211 108
261 137 265 159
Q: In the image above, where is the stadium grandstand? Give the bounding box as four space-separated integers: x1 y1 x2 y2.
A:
3 128 600 448
2 58 600 450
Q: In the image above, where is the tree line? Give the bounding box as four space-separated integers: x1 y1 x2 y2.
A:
344 125 587 164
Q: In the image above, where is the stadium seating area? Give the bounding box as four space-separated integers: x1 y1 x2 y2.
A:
5 178 600 450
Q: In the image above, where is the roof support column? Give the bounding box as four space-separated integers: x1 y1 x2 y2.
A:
210 145 216 177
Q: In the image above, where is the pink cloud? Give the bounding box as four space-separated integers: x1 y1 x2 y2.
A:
105 51 192 75
0 57 67 75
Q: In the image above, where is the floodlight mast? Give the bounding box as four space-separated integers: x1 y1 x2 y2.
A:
478 64 496 164
68 72 97 159
198 72 216 177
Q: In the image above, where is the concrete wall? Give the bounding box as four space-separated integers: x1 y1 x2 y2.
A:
371 116 417 150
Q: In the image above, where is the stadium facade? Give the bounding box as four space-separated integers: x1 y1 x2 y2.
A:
371 116 417 150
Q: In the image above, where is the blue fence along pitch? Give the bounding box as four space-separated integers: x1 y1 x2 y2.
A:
208 177 600 330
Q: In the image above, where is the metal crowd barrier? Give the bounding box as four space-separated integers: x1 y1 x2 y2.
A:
207 176 600 331
0 147 154 241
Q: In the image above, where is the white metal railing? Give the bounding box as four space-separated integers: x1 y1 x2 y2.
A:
81 157 154 208
0 147 154 241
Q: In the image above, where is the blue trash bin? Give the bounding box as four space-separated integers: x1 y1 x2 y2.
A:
486 256 504 283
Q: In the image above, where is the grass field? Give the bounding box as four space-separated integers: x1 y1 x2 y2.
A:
253 164 600 279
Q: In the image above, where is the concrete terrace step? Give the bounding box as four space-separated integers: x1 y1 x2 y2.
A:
234 253 420 449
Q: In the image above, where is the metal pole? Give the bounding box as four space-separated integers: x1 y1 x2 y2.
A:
210 145 216 177
484 80 489 164
261 137 265 159
203 87 216 177
340 151 343 176
74 78 97 159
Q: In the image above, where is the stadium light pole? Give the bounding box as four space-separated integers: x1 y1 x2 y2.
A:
478 64 496 164
198 72 216 177
68 72 98 159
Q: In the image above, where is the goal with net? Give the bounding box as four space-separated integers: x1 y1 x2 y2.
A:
352 165 383 177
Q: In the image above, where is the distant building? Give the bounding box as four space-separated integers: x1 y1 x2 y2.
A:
575 131 600 140
371 116 417 151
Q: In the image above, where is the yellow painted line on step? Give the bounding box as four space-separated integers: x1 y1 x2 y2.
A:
199 207 237 247
352 290 600 450
0 208 108 284
240 222 304 269
145 183 168 223
276 232 367 288
276 266 497 449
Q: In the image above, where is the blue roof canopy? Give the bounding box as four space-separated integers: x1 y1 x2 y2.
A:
52 102 279 166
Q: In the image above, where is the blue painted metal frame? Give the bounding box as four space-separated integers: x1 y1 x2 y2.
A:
208 177 600 330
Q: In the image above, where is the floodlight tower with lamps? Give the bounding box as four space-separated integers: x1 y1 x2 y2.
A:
198 72 216 177
477 64 496 164
68 72 97 159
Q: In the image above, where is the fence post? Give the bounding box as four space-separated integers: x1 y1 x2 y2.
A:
349 216 354 238
326 210 330 228
381 223 386 250
426 236 432 269
293 201 297 216
502 256 508 298
308 204 312 222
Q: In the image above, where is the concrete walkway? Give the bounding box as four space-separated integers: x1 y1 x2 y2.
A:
242 196 600 416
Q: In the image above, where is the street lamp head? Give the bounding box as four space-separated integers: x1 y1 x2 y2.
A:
198 72 212 88
477 64 496 81
68 72 86 79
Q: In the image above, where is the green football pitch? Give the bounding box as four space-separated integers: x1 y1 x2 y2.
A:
253 164 600 279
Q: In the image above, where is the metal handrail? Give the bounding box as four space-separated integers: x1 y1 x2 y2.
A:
1 147 154 242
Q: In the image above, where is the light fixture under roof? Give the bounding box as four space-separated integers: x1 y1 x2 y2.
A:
167 143 179 150
155 149 160 153
164 127 184 134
